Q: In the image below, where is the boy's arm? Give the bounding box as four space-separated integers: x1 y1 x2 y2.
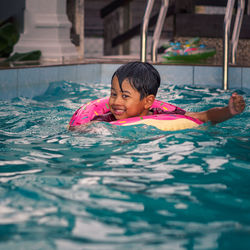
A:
185 93 245 124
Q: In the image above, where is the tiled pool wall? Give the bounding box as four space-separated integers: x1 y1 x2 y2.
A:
0 63 249 100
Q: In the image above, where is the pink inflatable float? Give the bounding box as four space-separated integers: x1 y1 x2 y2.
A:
69 97 203 131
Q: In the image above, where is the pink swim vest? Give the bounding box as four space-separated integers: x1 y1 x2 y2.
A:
69 97 203 131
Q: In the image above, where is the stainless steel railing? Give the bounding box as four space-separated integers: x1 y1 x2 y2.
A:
231 0 245 64
140 0 155 62
140 0 170 62
151 0 169 63
223 0 245 90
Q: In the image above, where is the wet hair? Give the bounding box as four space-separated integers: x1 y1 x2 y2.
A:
111 61 161 100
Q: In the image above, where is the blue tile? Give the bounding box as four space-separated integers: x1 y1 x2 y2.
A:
194 66 222 88
18 67 42 98
40 66 58 84
155 65 193 86
101 64 122 85
228 67 242 90
242 67 250 91
77 64 101 84
0 69 18 99
57 65 77 82
38 66 58 96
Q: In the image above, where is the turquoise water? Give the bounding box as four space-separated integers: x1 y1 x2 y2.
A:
0 81 250 250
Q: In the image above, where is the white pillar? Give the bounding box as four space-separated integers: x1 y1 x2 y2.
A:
14 0 79 61
75 0 84 59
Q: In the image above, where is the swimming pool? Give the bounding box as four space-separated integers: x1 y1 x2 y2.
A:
0 76 249 249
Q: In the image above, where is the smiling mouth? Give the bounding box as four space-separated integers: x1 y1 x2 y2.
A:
113 109 125 115
112 107 126 116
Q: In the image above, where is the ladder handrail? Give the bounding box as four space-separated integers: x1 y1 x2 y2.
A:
140 0 155 62
141 0 172 63
223 0 245 90
151 0 169 63
223 0 236 90
231 0 245 64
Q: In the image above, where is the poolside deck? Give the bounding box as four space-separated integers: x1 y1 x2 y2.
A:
1 35 250 70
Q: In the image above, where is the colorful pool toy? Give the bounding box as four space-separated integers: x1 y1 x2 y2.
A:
162 37 216 62
69 98 203 131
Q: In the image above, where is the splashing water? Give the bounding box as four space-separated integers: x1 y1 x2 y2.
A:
0 81 249 249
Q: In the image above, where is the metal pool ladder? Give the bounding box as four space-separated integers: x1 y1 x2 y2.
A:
140 0 245 90
140 0 170 63
223 0 245 90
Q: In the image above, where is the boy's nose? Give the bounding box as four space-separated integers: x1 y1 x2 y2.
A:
113 95 123 105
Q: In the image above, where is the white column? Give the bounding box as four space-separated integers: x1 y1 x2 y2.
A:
14 0 79 61
75 0 84 59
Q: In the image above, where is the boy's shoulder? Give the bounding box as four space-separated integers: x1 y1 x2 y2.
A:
91 112 116 122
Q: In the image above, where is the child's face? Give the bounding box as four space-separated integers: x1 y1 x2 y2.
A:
109 76 150 120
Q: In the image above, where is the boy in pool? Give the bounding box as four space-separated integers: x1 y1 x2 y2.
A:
69 61 245 130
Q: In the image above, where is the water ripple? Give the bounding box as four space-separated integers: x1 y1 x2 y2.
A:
0 82 249 249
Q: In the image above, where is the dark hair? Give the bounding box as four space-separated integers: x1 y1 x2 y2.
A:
111 62 161 100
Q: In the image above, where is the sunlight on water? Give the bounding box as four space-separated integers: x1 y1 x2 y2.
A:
0 80 249 249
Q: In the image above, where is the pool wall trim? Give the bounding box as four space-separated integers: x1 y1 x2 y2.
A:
0 63 249 100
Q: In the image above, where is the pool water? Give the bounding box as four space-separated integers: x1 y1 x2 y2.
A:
0 81 249 250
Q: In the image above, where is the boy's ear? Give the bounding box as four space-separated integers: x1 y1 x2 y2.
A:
144 95 155 109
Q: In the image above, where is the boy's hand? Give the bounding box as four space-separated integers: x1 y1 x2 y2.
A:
228 92 245 116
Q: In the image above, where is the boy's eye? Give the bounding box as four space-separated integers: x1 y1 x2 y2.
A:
110 92 117 97
122 94 130 98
